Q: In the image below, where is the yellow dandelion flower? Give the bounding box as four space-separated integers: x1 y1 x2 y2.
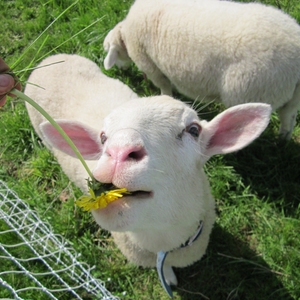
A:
76 188 130 212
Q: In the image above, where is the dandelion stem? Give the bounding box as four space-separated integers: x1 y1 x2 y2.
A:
11 88 93 179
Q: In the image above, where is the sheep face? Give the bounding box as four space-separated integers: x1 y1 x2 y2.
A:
103 22 131 70
40 96 271 235
91 97 205 233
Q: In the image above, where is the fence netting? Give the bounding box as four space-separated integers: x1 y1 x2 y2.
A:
0 180 118 300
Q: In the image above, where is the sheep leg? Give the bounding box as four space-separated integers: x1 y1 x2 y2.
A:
136 54 172 95
148 67 173 96
278 82 300 140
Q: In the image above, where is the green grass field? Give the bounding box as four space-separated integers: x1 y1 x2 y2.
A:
0 0 300 299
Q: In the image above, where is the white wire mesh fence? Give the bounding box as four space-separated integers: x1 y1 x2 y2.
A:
0 180 119 300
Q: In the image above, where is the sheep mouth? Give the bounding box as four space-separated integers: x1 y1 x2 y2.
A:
100 183 152 198
125 190 153 199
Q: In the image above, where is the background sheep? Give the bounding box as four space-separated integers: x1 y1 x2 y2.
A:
24 53 271 293
103 0 300 140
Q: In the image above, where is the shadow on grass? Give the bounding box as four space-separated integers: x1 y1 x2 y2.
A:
173 224 293 300
224 132 300 218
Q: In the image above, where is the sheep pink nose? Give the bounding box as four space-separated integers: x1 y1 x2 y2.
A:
106 144 146 163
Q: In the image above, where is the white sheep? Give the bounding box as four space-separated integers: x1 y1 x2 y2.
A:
103 0 300 140
24 54 271 296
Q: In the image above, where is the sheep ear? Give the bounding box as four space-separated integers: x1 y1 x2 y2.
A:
202 103 272 157
104 46 118 70
40 120 102 160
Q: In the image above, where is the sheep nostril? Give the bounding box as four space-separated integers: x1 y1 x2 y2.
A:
106 145 146 163
128 148 146 161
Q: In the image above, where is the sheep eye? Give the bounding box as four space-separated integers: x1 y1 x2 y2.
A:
100 132 107 144
186 123 201 139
